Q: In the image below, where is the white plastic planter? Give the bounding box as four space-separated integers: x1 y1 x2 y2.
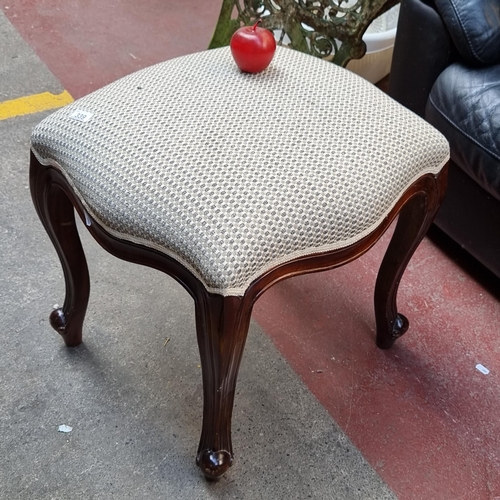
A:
346 4 400 83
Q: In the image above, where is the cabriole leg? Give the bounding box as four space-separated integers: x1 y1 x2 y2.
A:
29 154 90 347
374 173 446 349
195 293 252 479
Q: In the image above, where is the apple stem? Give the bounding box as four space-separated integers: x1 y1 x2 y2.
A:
252 19 262 31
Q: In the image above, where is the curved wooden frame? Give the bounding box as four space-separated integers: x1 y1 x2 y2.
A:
29 152 448 479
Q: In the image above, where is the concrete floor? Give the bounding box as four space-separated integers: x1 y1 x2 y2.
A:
1 2 500 499
0 7 395 500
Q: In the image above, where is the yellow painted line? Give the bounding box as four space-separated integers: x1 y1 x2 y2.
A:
0 90 73 120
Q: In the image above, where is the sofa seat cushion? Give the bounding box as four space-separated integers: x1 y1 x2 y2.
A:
31 47 449 296
426 62 500 200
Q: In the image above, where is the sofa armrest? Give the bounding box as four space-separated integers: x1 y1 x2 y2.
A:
389 0 452 117
435 0 500 66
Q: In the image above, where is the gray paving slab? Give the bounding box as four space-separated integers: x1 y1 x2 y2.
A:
0 10 63 101
0 13 397 499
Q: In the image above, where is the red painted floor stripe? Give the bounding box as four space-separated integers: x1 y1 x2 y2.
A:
3 1 222 98
254 230 500 499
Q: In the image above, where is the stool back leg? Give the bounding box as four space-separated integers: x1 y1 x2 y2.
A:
195 293 253 479
374 167 448 349
29 153 90 347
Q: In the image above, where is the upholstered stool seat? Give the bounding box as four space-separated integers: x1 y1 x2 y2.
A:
30 46 449 479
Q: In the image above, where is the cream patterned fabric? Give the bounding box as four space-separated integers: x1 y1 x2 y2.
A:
31 47 449 296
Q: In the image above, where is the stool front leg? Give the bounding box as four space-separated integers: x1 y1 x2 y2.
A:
195 293 252 479
374 170 447 349
29 154 90 347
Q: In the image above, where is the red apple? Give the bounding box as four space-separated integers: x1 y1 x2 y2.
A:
230 19 277 73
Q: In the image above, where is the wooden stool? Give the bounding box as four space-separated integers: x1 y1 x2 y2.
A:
30 47 449 479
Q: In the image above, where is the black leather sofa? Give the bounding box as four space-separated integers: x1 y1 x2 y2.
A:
389 0 500 278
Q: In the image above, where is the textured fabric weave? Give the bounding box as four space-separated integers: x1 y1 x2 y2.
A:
31 47 449 296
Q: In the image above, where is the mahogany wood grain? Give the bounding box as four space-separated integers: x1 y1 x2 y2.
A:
29 152 449 479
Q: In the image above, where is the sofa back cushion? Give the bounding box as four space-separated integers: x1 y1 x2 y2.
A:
435 0 500 65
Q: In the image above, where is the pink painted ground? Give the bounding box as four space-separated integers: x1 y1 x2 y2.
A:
3 0 221 98
254 230 500 499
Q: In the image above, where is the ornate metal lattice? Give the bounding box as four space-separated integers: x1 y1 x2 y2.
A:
209 0 399 67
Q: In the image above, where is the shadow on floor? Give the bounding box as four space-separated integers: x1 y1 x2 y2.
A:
427 224 500 300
